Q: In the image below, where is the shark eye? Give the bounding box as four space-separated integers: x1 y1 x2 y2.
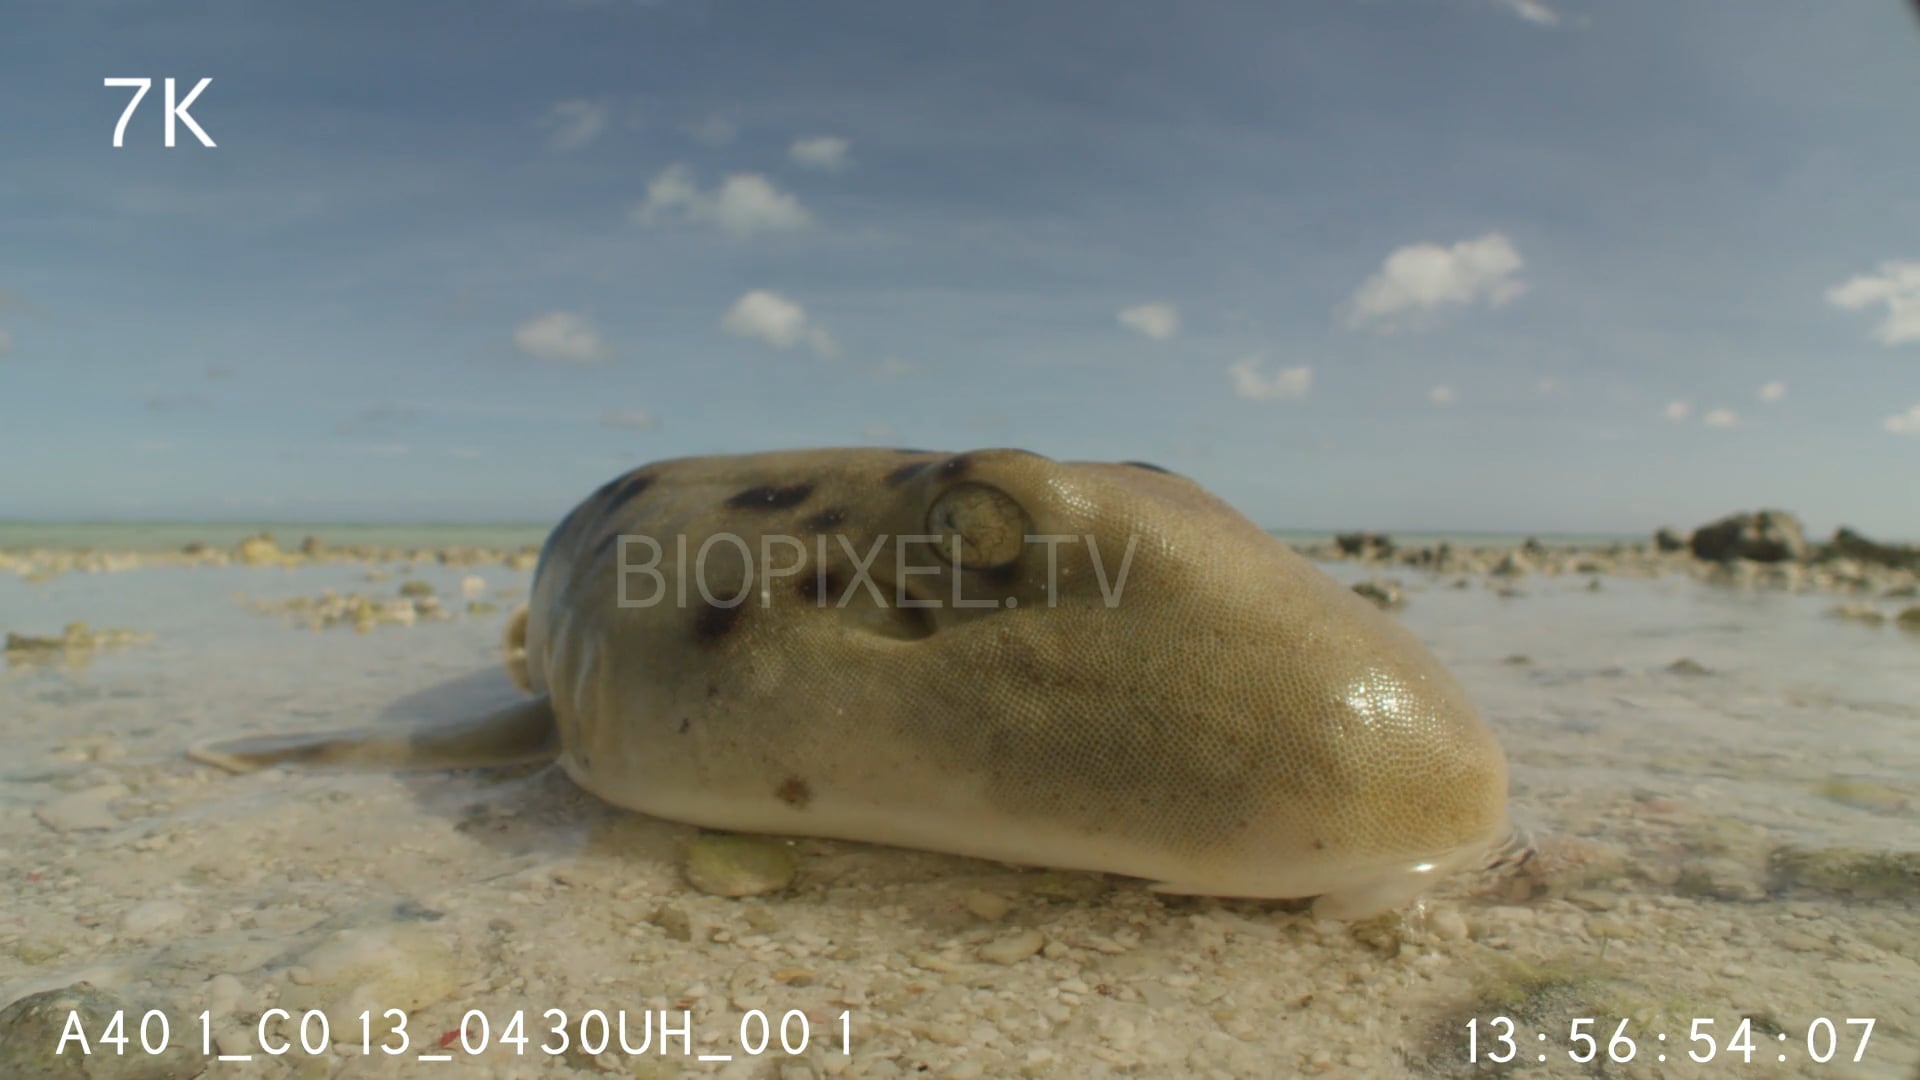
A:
926 482 1027 569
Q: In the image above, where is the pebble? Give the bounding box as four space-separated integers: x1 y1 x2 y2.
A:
979 929 1045 965
683 835 797 897
276 923 461 1038
34 785 127 832
118 899 188 937
964 891 1012 921
1828 602 1886 625
1425 907 1468 942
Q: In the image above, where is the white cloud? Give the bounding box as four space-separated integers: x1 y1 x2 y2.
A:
1430 385 1457 405
1663 400 1692 422
541 99 609 151
1493 0 1562 26
1117 302 1180 341
513 311 605 363
873 356 914 379
689 115 738 146
790 135 850 171
1757 381 1787 403
600 409 660 431
1535 377 1564 397
721 290 837 357
1347 232 1527 330
1703 408 1739 429
1227 355 1313 401
1825 260 1920 345
1885 402 1920 435
633 164 812 236
861 422 898 442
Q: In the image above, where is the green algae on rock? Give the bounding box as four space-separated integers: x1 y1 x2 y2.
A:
683 834 797 897
1769 845 1920 901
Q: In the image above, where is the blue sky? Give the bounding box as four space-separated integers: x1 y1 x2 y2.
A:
2 0 1917 537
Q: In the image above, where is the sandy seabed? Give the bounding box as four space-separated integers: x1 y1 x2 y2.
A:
1 552 1916 1080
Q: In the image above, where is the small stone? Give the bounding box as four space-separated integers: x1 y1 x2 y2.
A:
119 899 188 936
35 785 126 832
683 834 796 898
979 929 1045 965
963 891 1012 921
1828 603 1887 626
398 579 436 598
1665 657 1711 676
1426 907 1469 942
1896 606 1920 632
649 904 694 941
1674 856 1767 902
1351 578 1405 611
461 575 487 599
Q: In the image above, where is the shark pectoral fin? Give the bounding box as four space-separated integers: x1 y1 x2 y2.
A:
189 695 560 774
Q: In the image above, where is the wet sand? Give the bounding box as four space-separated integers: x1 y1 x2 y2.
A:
1 539 1916 1079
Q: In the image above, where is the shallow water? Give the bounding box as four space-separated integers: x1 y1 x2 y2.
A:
1 556 1915 1078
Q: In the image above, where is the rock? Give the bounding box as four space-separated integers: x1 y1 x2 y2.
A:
963 891 1012 921
1818 527 1920 572
118 900 188 937
683 835 796 897
0 982 200 1079
1769 846 1920 901
1687 509 1807 563
1897 606 1920 632
460 575 487 599
1828 603 1886 626
1653 527 1687 553
235 532 283 566
1333 531 1394 558
979 929 1045 965
1490 551 1531 577
1350 577 1405 611
650 904 695 941
1674 856 1768 902
35 785 126 832
1664 657 1711 676
1816 776 1912 814
299 536 326 557
397 579 435 598
278 924 461 1039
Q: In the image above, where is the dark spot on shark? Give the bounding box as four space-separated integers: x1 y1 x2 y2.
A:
727 483 815 511
693 598 745 643
804 507 848 531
